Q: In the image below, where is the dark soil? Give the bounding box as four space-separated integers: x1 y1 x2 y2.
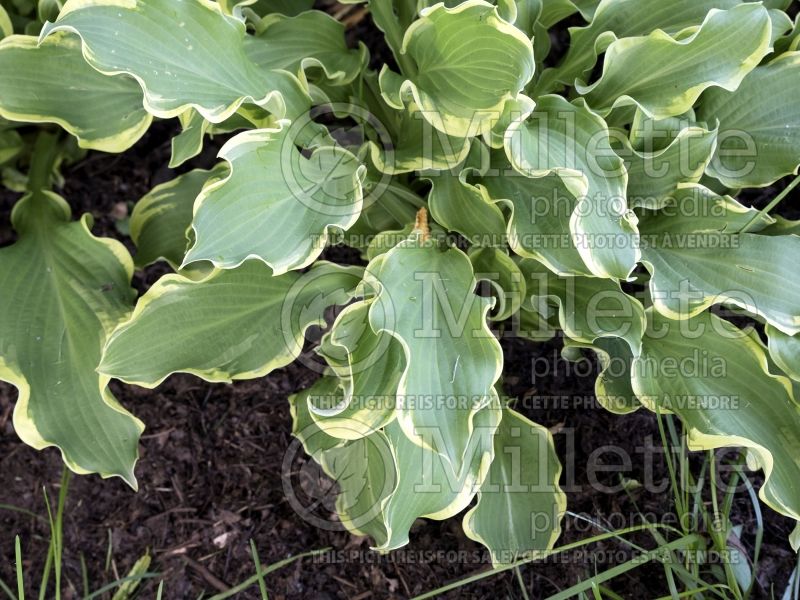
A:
2 2 800 599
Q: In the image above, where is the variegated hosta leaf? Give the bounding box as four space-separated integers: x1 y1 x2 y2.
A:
362 0 418 72
0 191 142 485
293 380 384 544
632 310 800 548
570 0 601 19
289 377 393 544
763 0 794 9
761 216 800 237
363 235 503 474
383 0 535 139
774 13 800 55
169 109 210 168
289 376 345 461
311 303 403 439
183 125 365 274
130 166 224 269
0 33 151 152
463 407 565 565
99 261 363 386
346 178 422 255
536 0 576 28
639 183 771 234
500 0 536 35
628 108 699 152
369 100 471 174
220 0 316 19
0 5 12 38
768 9 795 46
41 0 311 122
563 337 641 414
365 224 416 261
468 247 526 322
0 121 23 166
319 424 397 545
376 400 501 551
697 51 800 188
427 164 507 243
576 3 772 119
617 123 718 209
506 95 639 279
519 258 645 355
478 151 589 276
535 0 747 95
38 0 64 23
244 11 367 86
767 326 800 383
639 185 800 335
169 106 278 169
290 378 509 553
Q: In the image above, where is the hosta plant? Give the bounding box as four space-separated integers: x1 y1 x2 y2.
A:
2 0 800 565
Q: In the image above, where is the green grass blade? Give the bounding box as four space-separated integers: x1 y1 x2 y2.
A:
42 490 56 600
514 566 530 600
0 576 17 600
657 412 685 524
741 475 764 600
598 586 625 600
740 173 800 233
80 554 88 600
0 505 46 522
248 540 268 600
590 582 603 599
82 575 160 600
208 549 329 600
544 535 701 600
14 537 23 600
37 541 52 600
653 585 730 599
413 524 685 599
104 529 113 574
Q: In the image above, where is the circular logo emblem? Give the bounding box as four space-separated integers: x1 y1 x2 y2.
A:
282 422 395 532
279 102 395 218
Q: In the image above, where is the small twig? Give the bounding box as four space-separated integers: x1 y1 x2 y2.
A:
332 574 358 589
342 6 369 28
184 556 230 593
